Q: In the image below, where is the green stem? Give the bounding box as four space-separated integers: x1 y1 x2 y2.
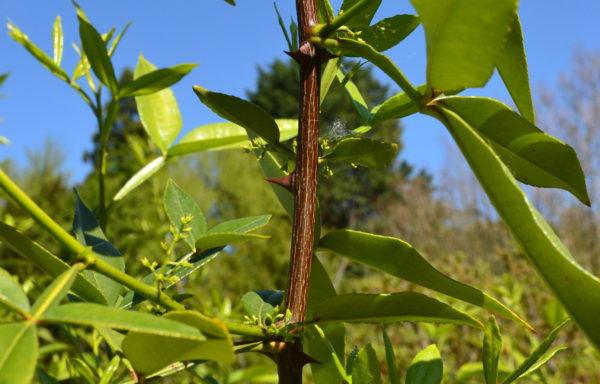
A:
313 0 372 37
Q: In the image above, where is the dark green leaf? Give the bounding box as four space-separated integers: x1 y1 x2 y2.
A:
195 232 269 251
318 230 532 329
241 291 278 323
496 15 535 123
483 316 502 384
8 22 69 82
164 179 206 250
351 344 382 384
134 55 182 154
73 191 124 305
31 264 84 319
360 14 420 52
316 0 335 23
122 310 234 373
0 323 38 384
78 16 117 93
37 368 60 384
436 104 600 351
208 215 271 234
382 328 401 384
0 223 107 304
193 86 280 145
119 63 197 98
312 292 483 328
0 267 30 315
406 344 443 384
113 157 166 201
502 319 569 383
323 137 398 168
52 16 63 66
441 96 590 205
410 0 517 91
340 0 382 29
223 0 235 5
370 85 426 125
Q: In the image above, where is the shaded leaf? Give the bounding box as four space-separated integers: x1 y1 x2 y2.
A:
323 137 398 168
164 179 206 250
351 344 382 384
0 322 38 384
0 267 30 315
134 55 182 154
312 292 483 328
318 230 532 329
73 192 124 305
383 328 401 384
119 63 197 98
241 291 279 323
410 0 517 91
483 316 502 384
78 16 117 93
406 344 443 384
193 86 280 145
360 14 420 52
112 156 166 201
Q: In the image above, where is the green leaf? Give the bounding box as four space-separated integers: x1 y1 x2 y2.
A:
321 57 340 104
208 215 271 234
0 322 38 384
318 230 532 330
316 0 335 24
0 267 30 316
119 63 197 98
501 319 568 384
73 192 124 306
164 179 206 250
518 347 567 378
370 85 426 125
37 368 60 384
435 104 600 351
52 16 63 66
134 55 183 154
360 14 420 52
31 264 84 319
43 303 205 339
441 96 590 206
311 292 483 328
496 15 535 124
122 310 234 373
223 0 235 5
7 22 69 82
192 86 280 145
410 0 517 91
351 344 382 384
483 316 502 384
107 22 131 57
336 67 370 123
258 151 294 217
340 0 382 29
323 137 398 168
112 156 166 201
194 232 269 251
382 328 401 384
78 16 118 93
0 223 107 304
406 344 443 384
241 291 279 323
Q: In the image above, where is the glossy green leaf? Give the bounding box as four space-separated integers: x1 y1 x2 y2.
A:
382 328 401 384
43 303 205 339
483 316 502 384
208 215 271 234
0 223 107 304
112 156 166 201
122 310 234 373
32 264 83 319
52 16 63 66
502 319 569 383
340 0 382 29
360 14 420 52
194 232 269 251
7 22 69 82
78 16 117 93
73 192 124 305
321 57 340 104
336 67 370 123
370 85 426 125
436 104 600 351
312 292 483 328
0 322 38 384
323 137 398 168
241 291 278 323
318 230 532 329
411 0 517 91
496 15 535 123
164 179 206 250
135 55 183 154
351 344 382 384
306 257 346 384
406 344 443 384
441 96 589 206
0 267 30 315
119 62 197 98
193 85 280 145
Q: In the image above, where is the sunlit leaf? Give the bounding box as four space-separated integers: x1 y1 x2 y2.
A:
52 16 63 66
31 264 83 319
322 137 398 168
406 344 443 384
483 316 502 384
340 0 382 29
0 322 38 384
194 232 269 252
78 16 118 93
208 215 271 234
0 267 30 315
119 63 197 97
351 344 382 384
112 156 166 201
360 14 420 52
164 179 206 250
370 85 426 125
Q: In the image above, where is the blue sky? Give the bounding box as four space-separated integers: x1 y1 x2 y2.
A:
1 1 599 183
